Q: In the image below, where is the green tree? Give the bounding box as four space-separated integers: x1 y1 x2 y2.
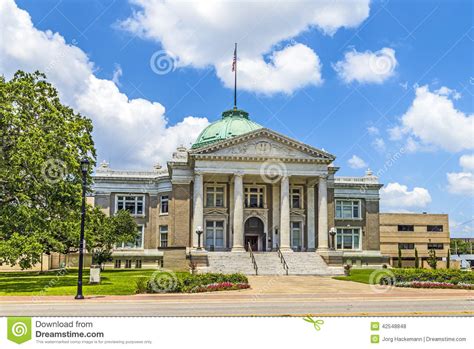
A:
414 248 419 268
397 246 402 268
446 248 450 269
0 71 95 269
450 239 471 254
85 208 138 269
427 249 437 269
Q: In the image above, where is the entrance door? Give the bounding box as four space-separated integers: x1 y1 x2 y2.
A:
244 217 264 251
245 236 258 251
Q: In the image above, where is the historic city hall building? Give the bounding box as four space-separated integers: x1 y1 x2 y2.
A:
91 107 390 274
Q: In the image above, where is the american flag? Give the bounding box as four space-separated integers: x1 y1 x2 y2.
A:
232 45 237 72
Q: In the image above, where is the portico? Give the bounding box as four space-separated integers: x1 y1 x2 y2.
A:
188 121 335 253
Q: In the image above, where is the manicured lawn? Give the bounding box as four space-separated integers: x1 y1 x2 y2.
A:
0 269 162 296
333 269 382 284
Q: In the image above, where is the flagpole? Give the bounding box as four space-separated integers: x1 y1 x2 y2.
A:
234 42 237 109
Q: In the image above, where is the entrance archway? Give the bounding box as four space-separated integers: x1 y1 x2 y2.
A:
244 217 264 251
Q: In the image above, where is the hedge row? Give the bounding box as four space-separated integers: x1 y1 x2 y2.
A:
140 273 249 293
391 268 474 285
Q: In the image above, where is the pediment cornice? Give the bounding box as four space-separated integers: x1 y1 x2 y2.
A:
189 128 335 163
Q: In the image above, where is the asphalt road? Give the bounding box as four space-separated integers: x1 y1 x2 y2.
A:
1 296 473 316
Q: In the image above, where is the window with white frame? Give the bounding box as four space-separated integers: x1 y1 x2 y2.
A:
160 195 169 214
117 195 144 215
291 187 302 209
336 228 361 250
291 221 302 248
160 225 168 247
117 225 144 249
335 200 360 219
244 186 265 208
205 220 224 249
205 185 225 207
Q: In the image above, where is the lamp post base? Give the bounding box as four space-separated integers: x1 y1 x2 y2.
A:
74 294 84 300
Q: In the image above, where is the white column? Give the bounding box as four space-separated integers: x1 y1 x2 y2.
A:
231 173 245 252
192 172 204 249
272 184 280 250
317 176 329 252
279 175 292 252
307 180 316 251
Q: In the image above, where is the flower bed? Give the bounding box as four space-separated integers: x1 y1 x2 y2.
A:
395 281 474 290
190 282 250 293
391 268 474 284
140 272 250 293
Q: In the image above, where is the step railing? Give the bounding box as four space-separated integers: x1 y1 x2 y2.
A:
276 244 289 275
247 242 258 275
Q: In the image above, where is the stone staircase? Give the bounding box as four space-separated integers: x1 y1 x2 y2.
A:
282 252 343 275
253 252 287 275
205 252 256 274
205 251 343 276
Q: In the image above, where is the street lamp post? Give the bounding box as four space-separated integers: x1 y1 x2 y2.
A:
329 227 337 251
196 226 203 250
75 158 89 300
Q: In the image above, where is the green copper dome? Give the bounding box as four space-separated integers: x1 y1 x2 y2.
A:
192 108 263 149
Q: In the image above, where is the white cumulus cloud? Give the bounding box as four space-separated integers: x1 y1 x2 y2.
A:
459 154 474 171
0 0 209 169
348 155 367 169
380 182 432 210
120 0 371 94
447 154 474 196
389 85 474 152
332 47 397 84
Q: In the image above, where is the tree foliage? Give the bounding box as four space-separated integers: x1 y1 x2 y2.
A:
85 208 138 267
0 71 95 268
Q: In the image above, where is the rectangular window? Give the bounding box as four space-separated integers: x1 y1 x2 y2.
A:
135 260 142 269
335 200 361 219
291 188 302 209
291 221 302 248
114 260 121 269
205 186 225 207
398 243 415 249
427 225 443 232
205 220 225 249
117 195 144 215
398 225 414 232
160 195 169 214
160 225 168 247
118 226 144 249
428 243 444 250
125 260 132 268
244 187 264 208
336 228 361 250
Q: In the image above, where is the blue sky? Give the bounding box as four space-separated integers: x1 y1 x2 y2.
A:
1 0 473 236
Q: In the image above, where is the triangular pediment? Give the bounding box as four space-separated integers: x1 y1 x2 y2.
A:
190 128 335 163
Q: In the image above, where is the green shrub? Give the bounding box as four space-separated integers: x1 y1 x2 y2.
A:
145 272 249 293
135 277 148 294
427 249 437 269
391 268 474 285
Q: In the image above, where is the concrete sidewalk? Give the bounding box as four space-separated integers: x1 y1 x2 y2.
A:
0 276 472 302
